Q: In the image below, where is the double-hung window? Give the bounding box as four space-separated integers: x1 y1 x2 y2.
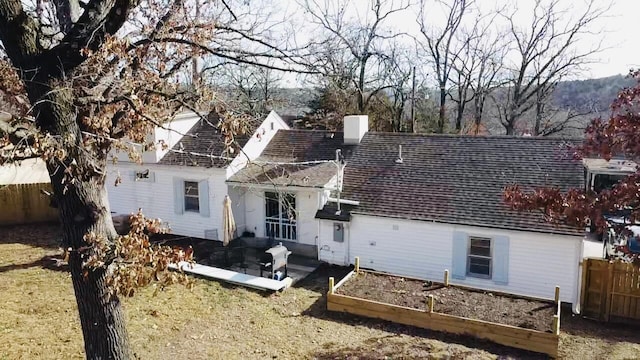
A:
467 236 492 278
184 181 200 212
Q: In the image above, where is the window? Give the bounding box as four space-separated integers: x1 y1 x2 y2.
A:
593 173 627 192
333 223 344 242
468 236 492 278
135 169 150 180
184 181 200 212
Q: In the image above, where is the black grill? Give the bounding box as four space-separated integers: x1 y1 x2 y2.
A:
259 243 291 279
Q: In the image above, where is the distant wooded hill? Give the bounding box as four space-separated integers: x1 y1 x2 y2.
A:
272 74 634 117
244 74 635 136
553 74 634 113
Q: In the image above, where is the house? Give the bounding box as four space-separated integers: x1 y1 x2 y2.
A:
228 115 593 309
105 110 289 239
108 111 598 309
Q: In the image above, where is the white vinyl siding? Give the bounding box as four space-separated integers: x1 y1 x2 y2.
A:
106 164 226 239
347 214 581 304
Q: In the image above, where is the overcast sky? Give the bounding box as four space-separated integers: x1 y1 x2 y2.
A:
285 0 638 82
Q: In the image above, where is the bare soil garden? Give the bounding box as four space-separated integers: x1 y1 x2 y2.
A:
337 271 555 332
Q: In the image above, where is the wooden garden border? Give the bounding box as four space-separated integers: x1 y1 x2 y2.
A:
327 258 560 358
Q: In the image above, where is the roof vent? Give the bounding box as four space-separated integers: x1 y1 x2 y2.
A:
395 145 403 164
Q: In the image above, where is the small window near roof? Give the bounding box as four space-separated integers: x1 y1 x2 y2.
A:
184 181 200 212
468 236 492 278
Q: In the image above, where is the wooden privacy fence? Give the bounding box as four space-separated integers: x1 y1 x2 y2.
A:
581 258 640 323
327 258 560 358
0 183 58 226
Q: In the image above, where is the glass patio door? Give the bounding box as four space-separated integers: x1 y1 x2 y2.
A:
265 192 297 241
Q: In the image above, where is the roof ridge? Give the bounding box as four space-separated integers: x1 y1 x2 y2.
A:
366 131 583 141
277 128 582 141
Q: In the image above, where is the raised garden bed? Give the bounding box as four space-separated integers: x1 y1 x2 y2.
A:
327 259 561 358
338 271 554 332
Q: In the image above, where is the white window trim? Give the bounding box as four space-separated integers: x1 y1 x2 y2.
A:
184 180 200 213
467 235 493 279
264 191 298 241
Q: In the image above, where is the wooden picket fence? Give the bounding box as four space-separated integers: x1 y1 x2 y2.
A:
327 258 560 358
0 183 58 226
581 258 640 324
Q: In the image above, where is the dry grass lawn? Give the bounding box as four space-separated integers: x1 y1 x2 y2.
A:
1 224 640 360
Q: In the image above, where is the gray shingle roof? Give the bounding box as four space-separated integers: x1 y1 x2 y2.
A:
340 133 584 235
228 129 356 187
159 117 249 168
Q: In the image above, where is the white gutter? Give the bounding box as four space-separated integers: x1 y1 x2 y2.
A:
327 197 360 206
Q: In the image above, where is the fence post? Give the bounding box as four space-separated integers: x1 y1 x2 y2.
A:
427 295 434 313
355 256 360 273
444 269 450 286
579 259 588 315
604 261 614 322
553 286 561 335
328 277 335 295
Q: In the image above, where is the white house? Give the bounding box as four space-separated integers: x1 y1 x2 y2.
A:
229 115 597 310
109 110 603 310
105 110 289 239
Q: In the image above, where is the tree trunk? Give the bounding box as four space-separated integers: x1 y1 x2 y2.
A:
455 100 464 132
27 79 132 360
357 58 367 113
505 122 515 135
438 85 446 133
473 92 484 134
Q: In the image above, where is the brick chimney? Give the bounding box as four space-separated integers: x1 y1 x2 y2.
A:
343 115 369 144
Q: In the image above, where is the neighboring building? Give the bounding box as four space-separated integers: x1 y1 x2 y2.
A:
0 158 57 225
105 110 289 239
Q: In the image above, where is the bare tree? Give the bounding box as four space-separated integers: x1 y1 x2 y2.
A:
364 41 413 132
417 0 474 133
448 9 506 133
209 62 284 119
301 0 411 113
467 30 507 135
496 0 609 135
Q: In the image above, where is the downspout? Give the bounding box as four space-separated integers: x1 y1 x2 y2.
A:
335 149 342 212
574 236 586 314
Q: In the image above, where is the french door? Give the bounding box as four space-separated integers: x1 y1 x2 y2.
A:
265 192 297 241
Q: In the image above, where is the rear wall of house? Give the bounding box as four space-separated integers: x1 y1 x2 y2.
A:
241 188 321 246
106 164 228 239
348 214 581 304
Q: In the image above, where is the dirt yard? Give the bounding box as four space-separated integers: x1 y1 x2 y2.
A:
1 223 640 359
337 271 554 332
